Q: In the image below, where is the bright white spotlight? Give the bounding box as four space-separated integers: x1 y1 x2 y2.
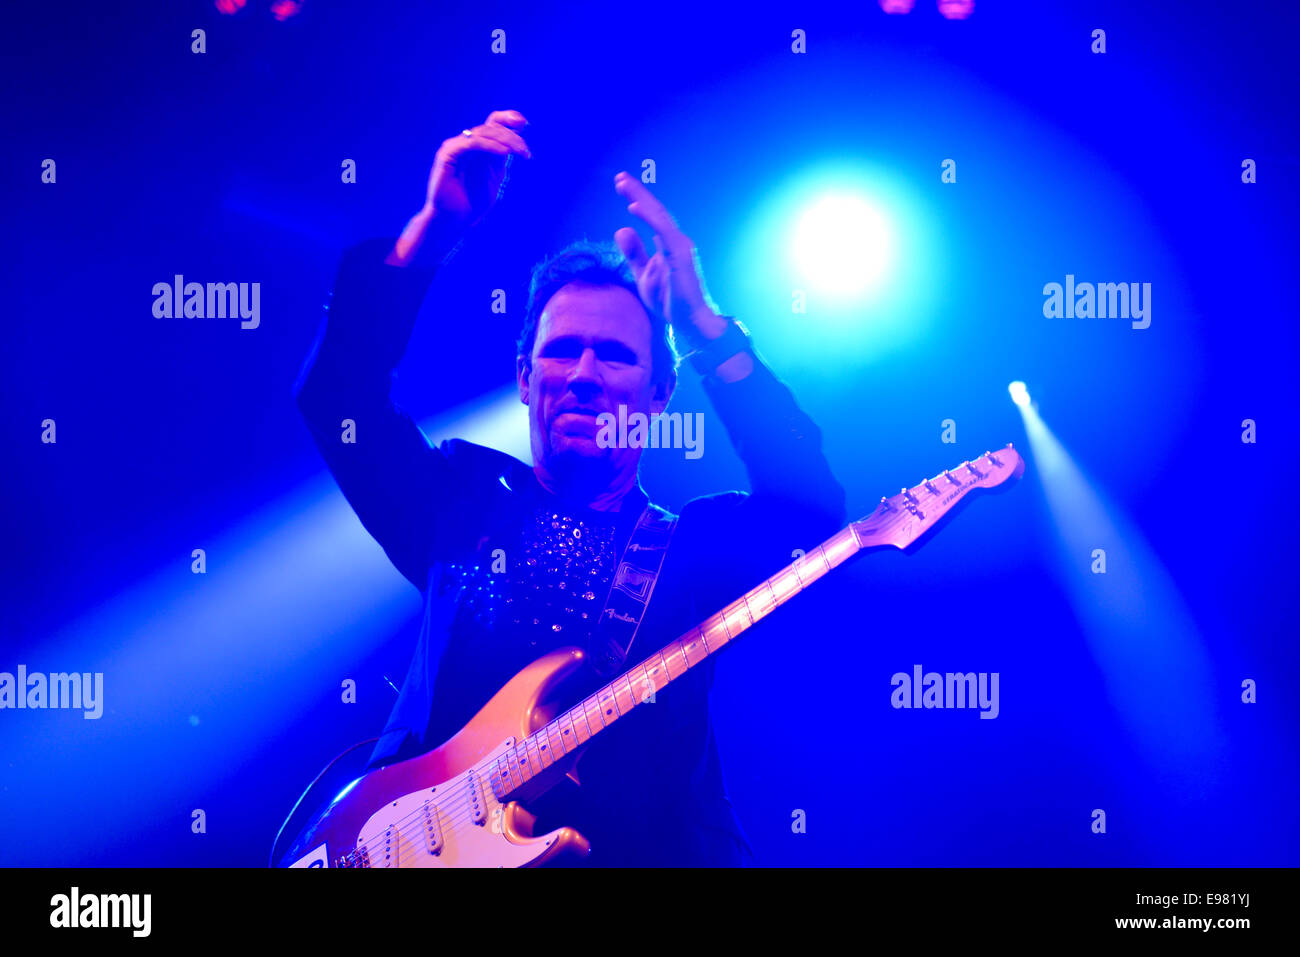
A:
1008 381 1031 408
792 194 893 299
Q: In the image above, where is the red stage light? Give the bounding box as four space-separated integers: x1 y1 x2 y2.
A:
270 0 304 20
937 0 975 19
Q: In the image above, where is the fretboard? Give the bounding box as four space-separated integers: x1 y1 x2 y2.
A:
486 524 864 801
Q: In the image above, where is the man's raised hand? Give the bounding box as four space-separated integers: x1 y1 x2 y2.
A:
427 110 531 230
612 171 724 347
389 109 531 266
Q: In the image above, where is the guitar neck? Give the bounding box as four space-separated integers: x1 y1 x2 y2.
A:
484 444 1024 803
486 524 863 802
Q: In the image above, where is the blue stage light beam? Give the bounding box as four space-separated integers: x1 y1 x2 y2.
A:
0 385 527 865
1012 394 1227 790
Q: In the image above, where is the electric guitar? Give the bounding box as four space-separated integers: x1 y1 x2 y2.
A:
277 445 1025 867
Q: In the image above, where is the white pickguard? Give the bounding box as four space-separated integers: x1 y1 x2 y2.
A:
349 738 563 868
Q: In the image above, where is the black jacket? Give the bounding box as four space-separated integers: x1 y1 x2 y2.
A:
294 238 846 865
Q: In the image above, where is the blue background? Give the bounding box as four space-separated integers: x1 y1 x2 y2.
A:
2 0 1296 865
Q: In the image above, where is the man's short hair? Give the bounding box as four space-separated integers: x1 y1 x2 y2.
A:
519 238 678 388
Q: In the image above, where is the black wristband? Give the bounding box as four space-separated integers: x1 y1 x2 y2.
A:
687 317 752 375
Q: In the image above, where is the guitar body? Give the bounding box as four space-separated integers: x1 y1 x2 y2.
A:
279 647 593 868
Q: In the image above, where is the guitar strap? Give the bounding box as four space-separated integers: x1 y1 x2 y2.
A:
589 502 679 678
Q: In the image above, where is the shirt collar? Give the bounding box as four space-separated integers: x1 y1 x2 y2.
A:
498 460 650 522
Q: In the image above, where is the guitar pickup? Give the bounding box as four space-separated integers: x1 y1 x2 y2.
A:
423 799 443 855
466 769 487 827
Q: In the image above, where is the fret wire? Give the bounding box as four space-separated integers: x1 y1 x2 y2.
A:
560 710 575 751
617 673 633 712
740 594 756 624
649 652 668 690
518 741 529 778
639 664 655 702
559 710 574 750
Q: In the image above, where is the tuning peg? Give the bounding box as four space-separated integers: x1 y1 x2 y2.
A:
944 469 959 485
902 487 918 504
924 478 938 494
880 495 895 512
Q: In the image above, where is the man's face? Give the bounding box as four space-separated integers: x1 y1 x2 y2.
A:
518 281 671 480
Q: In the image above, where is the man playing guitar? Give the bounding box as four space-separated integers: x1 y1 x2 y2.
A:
293 108 847 866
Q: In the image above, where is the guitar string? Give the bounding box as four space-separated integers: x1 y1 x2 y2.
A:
344 664 674 866
336 564 838 866
337 534 871 865
345 581 812 868
310 470 1002 864
344 578 812 868
342 624 757 868
379 626 765 867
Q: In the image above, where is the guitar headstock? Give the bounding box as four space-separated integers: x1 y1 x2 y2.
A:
851 444 1025 551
